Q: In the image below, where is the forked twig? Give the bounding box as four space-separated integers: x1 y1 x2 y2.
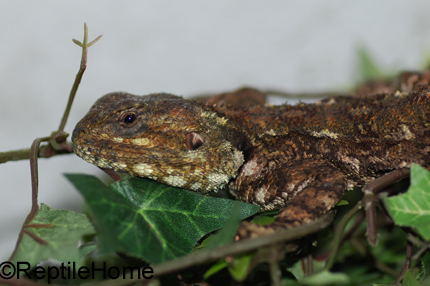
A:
8 23 102 262
362 168 410 246
58 23 102 133
0 23 102 165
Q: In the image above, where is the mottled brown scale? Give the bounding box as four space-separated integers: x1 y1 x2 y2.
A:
354 70 430 97
73 82 430 235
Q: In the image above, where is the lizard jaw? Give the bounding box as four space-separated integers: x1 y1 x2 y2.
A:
72 131 244 193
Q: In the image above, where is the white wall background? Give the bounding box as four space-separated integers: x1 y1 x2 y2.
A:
1 1 430 259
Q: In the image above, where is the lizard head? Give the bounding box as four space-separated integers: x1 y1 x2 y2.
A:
72 92 247 192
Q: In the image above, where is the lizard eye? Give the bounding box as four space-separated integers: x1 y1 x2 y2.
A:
122 114 136 124
185 132 204 150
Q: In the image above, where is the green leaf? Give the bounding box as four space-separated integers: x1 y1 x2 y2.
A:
203 259 229 280
336 200 349 206
287 258 325 281
203 201 242 250
402 269 420 286
357 47 385 81
79 242 98 258
10 203 95 267
299 270 350 285
252 215 275 225
203 253 255 282
228 253 254 282
370 227 407 266
66 174 260 263
382 164 430 240
251 209 278 225
287 260 349 285
418 251 430 282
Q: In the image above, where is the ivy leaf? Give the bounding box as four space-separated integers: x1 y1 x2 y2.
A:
227 253 255 282
10 204 95 267
203 259 229 280
66 174 260 263
299 270 350 285
357 46 385 81
203 201 242 250
203 252 254 281
287 260 349 285
418 251 430 282
401 269 420 286
382 164 430 240
79 242 98 258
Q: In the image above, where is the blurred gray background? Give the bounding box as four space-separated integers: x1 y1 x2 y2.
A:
1 1 430 259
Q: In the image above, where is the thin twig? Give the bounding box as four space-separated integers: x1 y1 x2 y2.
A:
7 24 102 263
58 23 102 133
301 256 313 276
364 192 378 246
392 241 413 285
306 255 313 276
339 212 365 249
362 169 410 247
269 259 282 286
8 136 49 260
1 23 101 164
409 234 430 261
375 260 399 277
27 137 47 224
0 144 73 164
324 201 364 271
362 169 411 195
22 229 49 245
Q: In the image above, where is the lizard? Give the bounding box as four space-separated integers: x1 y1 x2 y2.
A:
71 76 430 237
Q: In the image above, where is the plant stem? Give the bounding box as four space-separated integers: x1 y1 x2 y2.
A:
58 23 102 133
324 201 364 271
7 23 102 264
392 241 413 285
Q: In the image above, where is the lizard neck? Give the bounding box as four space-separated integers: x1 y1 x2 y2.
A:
209 103 299 142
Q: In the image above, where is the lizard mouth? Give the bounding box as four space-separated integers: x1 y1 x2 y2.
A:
72 143 109 169
72 135 234 193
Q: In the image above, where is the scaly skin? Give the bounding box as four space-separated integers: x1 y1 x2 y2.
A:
72 84 430 232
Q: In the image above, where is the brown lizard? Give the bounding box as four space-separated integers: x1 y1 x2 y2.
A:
72 75 430 237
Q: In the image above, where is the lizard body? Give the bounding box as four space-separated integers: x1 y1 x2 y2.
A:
72 84 430 230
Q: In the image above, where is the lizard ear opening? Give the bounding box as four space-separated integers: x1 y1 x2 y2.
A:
185 132 204 150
